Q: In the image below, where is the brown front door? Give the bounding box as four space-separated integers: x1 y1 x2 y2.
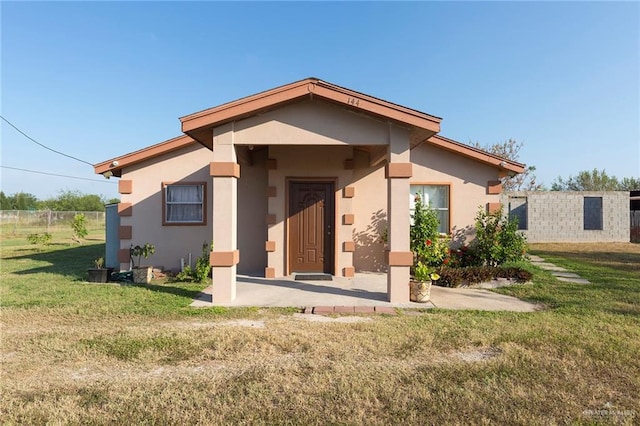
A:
289 181 334 273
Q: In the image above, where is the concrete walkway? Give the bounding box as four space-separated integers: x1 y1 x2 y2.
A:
191 272 539 312
528 255 590 284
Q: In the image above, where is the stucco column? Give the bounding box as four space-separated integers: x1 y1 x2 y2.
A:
210 124 239 303
386 125 412 303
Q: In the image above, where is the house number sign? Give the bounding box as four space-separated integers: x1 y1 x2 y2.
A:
347 97 360 107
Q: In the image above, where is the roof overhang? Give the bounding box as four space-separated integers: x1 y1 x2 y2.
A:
93 135 195 178
93 79 526 178
425 135 526 175
180 78 442 149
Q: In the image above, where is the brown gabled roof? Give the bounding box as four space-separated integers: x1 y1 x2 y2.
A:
93 135 194 177
94 79 526 177
180 77 443 149
426 135 525 174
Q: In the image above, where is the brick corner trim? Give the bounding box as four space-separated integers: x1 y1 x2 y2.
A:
344 159 354 170
117 248 131 263
487 180 502 195
487 202 501 213
385 163 413 178
118 225 132 240
343 214 355 225
210 250 240 267
118 180 133 194
118 203 132 216
387 251 413 266
343 186 355 198
210 162 240 178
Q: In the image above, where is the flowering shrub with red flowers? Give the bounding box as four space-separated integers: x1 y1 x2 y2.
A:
410 195 450 272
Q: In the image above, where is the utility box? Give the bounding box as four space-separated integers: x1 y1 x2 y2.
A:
105 203 121 269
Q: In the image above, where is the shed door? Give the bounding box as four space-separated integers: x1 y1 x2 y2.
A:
289 182 334 273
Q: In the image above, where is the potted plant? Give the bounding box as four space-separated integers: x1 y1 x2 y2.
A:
87 257 109 283
410 261 440 303
130 243 155 284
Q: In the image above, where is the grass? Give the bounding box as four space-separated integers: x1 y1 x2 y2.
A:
1 235 639 425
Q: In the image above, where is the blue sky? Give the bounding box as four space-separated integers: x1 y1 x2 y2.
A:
1 1 638 200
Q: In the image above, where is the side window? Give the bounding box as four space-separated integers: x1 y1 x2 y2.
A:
583 197 603 230
163 182 206 225
508 196 528 230
410 184 450 234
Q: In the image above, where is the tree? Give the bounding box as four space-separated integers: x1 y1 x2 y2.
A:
470 139 541 191
0 191 39 210
619 177 640 191
551 169 639 191
0 191 8 210
39 190 107 212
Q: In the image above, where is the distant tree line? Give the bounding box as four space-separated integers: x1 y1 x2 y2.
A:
0 190 119 212
551 169 640 191
472 139 639 192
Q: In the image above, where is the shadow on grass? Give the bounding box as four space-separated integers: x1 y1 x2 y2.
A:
8 243 105 279
136 282 203 300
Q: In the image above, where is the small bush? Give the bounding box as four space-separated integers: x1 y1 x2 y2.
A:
435 267 465 287
71 213 88 243
448 245 483 268
27 232 52 248
175 242 212 283
435 265 533 287
410 195 449 273
472 206 527 266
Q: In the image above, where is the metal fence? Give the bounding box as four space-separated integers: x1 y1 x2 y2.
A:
0 210 105 237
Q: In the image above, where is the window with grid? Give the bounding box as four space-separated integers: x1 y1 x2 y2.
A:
410 184 450 234
163 183 205 225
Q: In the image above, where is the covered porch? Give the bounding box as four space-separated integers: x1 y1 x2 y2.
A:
181 79 442 304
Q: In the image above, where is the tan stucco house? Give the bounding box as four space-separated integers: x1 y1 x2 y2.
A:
94 78 524 303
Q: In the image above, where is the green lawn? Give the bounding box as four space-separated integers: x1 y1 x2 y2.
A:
1 237 639 425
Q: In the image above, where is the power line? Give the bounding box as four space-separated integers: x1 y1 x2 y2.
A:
0 115 93 166
1 165 116 184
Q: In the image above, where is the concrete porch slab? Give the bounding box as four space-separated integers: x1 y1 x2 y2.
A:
191 272 539 312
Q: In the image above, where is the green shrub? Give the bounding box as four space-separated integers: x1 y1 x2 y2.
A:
71 213 88 242
435 267 465 287
130 243 155 268
448 244 483 268
472 206 527 267
435 265 533 288
175 242 212 283
27 232 52 248
410 195 449 271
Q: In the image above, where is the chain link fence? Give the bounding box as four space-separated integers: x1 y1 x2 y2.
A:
0 210 105 237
